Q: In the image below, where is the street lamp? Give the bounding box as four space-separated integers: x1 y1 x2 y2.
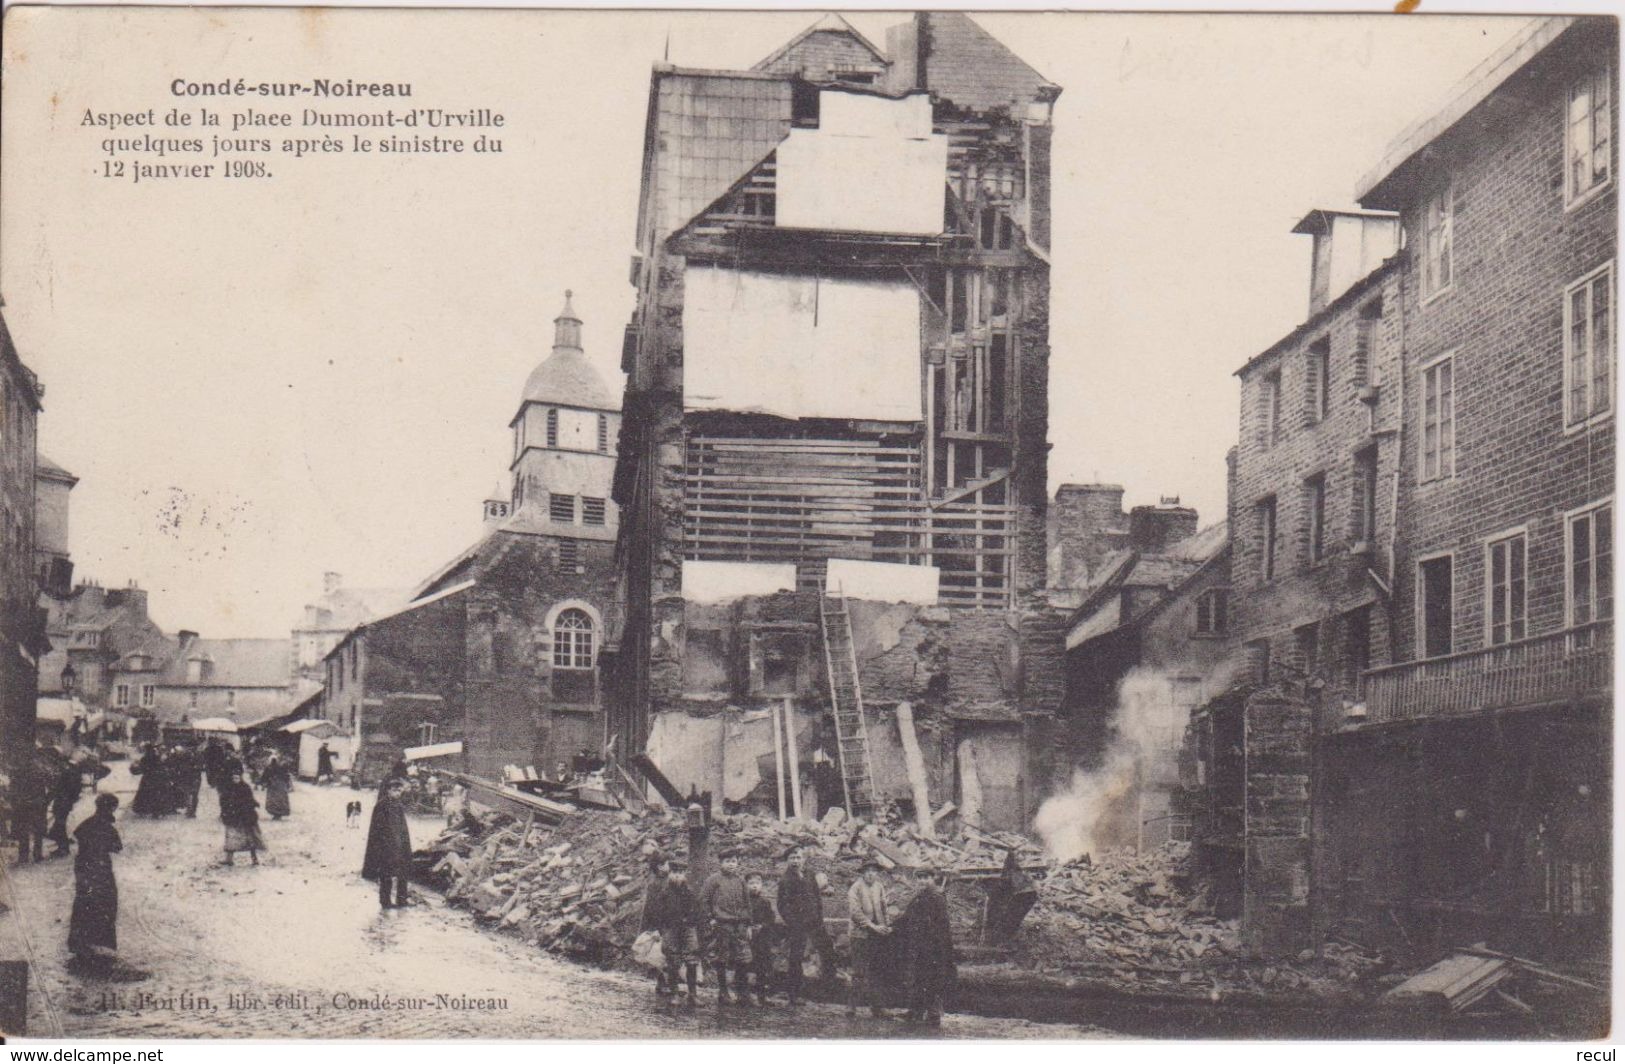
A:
60 662 77 696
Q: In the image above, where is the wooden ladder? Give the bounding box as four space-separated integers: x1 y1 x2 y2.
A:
819 591 878 817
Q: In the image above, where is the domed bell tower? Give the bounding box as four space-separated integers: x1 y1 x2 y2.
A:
509 292 620 535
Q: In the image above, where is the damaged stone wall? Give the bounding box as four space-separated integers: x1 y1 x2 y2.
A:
1242 693 1314 958
632 588 1070 830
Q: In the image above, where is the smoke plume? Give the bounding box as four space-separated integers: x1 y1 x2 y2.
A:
1033 667 1208 863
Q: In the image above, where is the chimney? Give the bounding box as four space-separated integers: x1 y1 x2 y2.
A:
177 629 199 648
323 571 342 596
1047 483 1127 589
1129 501 1200 552
1292 208 1399 315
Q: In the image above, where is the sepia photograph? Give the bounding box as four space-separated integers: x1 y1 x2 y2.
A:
0 4 1613 1043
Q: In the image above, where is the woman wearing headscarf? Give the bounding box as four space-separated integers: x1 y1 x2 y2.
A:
218 766 264 866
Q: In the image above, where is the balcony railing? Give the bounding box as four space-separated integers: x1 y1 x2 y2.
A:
1361 620 1613 725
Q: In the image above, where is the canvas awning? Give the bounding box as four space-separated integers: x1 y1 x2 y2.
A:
404 741 463 762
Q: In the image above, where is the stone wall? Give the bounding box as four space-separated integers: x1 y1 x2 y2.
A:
1242 693 1313 957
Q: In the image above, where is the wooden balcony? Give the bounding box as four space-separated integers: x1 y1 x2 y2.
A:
1361 620 1613 726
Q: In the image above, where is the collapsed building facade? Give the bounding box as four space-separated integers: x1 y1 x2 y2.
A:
1197 17 1615 962
606 14 1071 831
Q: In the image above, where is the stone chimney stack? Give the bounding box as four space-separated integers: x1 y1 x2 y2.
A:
1047 483 1127 589
323 571 343 597
1128 499 1200 553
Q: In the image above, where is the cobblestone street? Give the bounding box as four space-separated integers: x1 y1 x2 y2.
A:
0 769 1100 1040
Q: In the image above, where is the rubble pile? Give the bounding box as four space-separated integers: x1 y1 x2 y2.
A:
425 805 1386 1003
1015 843 1386 1000
426 805 1001 967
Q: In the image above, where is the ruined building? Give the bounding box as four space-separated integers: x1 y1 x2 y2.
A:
1207 17 1615 961
606 14 1068 831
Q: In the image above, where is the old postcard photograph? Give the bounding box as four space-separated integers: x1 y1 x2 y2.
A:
0 4 1613 1042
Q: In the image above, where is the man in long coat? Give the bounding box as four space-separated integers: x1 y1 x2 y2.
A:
362 776 413 908
899 866 956 1027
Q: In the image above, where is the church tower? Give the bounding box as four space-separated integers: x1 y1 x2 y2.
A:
509 292 620 538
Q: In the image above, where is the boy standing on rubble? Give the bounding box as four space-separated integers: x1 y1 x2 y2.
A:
744 872 780 1005
846 857 893 1018
777 845 837 1005
900 866 955 1027
644 856 700 1006
699 849 753 1005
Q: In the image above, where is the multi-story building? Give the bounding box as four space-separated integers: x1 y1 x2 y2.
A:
118 632 293 724
0 308 45 794
319 293 622 782
34 454 75 598
289 573 406 704
607 13 1068 830
1219 17 1615 962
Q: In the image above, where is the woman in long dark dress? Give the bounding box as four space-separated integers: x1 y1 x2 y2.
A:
218 767 264 866
129 745 167 817
69 793 122 962
261 754 292 820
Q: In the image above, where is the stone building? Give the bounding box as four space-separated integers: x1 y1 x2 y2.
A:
126 633 293 724
606 13 1069 830
0 308 45 795
318 294 621 782
289 572 407 704
1217 17 1615 961
35 454 75 599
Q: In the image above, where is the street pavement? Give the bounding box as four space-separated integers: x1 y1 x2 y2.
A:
0 765 1102 1040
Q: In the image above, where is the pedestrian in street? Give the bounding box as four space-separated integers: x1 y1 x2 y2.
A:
315 741 335 785
639 855 676 999
777 844 838 1005
363 776 414 909
218 766 264 866
261 753 292 820
745 871 781 1005
129 743 168 817
846 857 893 1018
11 750 49 864
47 757 83 857
899 867 956 1028
68 793 123 967
170 743 203 818
698 849 753 1006
203 739 227 791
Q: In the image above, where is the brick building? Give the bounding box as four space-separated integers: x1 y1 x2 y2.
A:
606 14 1070 829
1219 17 1615 961
320 294 620 783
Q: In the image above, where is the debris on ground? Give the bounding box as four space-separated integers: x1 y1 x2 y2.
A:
423 802 1391 1004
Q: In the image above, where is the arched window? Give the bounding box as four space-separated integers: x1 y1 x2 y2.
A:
546 408 559 447
552 608 595 670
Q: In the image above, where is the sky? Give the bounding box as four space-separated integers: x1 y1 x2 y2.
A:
1 8 1532 637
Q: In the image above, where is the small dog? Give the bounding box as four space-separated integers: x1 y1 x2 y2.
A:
345 800 363 828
